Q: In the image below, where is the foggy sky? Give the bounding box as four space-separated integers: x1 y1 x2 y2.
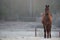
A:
0 0 60 24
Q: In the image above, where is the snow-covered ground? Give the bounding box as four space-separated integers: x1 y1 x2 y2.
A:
0 21 60 39
0 37 60 40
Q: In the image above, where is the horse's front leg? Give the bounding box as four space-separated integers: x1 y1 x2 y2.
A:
44 29 46 38
47 31 51 38
50 25 51 38
44 25 46 38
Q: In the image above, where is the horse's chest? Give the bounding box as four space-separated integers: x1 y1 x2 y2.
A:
44 16 50 22
45 16 49 21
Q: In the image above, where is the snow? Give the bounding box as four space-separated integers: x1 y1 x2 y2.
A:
0 37 60 40
0 21 60 39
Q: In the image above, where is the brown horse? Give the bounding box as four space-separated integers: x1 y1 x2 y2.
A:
42 5 52 38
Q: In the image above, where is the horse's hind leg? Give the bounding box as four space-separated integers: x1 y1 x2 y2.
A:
47 25 51 38
47 31 49 38
48 31 51 38
47 25 50 38
50 32 51 38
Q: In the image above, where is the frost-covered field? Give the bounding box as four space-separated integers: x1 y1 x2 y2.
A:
0 21 60 40
0 29 59 38
0 37 60 40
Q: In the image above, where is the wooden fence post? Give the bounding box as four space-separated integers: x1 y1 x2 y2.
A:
35 27 37 37
59 31 60 37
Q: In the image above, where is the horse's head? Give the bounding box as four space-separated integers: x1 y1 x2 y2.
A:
45 5 49 16
45 5 49 10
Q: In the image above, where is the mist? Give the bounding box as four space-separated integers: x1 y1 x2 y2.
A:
0 0 60 27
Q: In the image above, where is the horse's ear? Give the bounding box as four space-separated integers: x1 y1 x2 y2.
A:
45 5 47 7
47 5 49 7
45 5 49 8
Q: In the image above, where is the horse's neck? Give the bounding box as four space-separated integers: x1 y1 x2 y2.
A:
45 13 50 20
45 13 49 17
